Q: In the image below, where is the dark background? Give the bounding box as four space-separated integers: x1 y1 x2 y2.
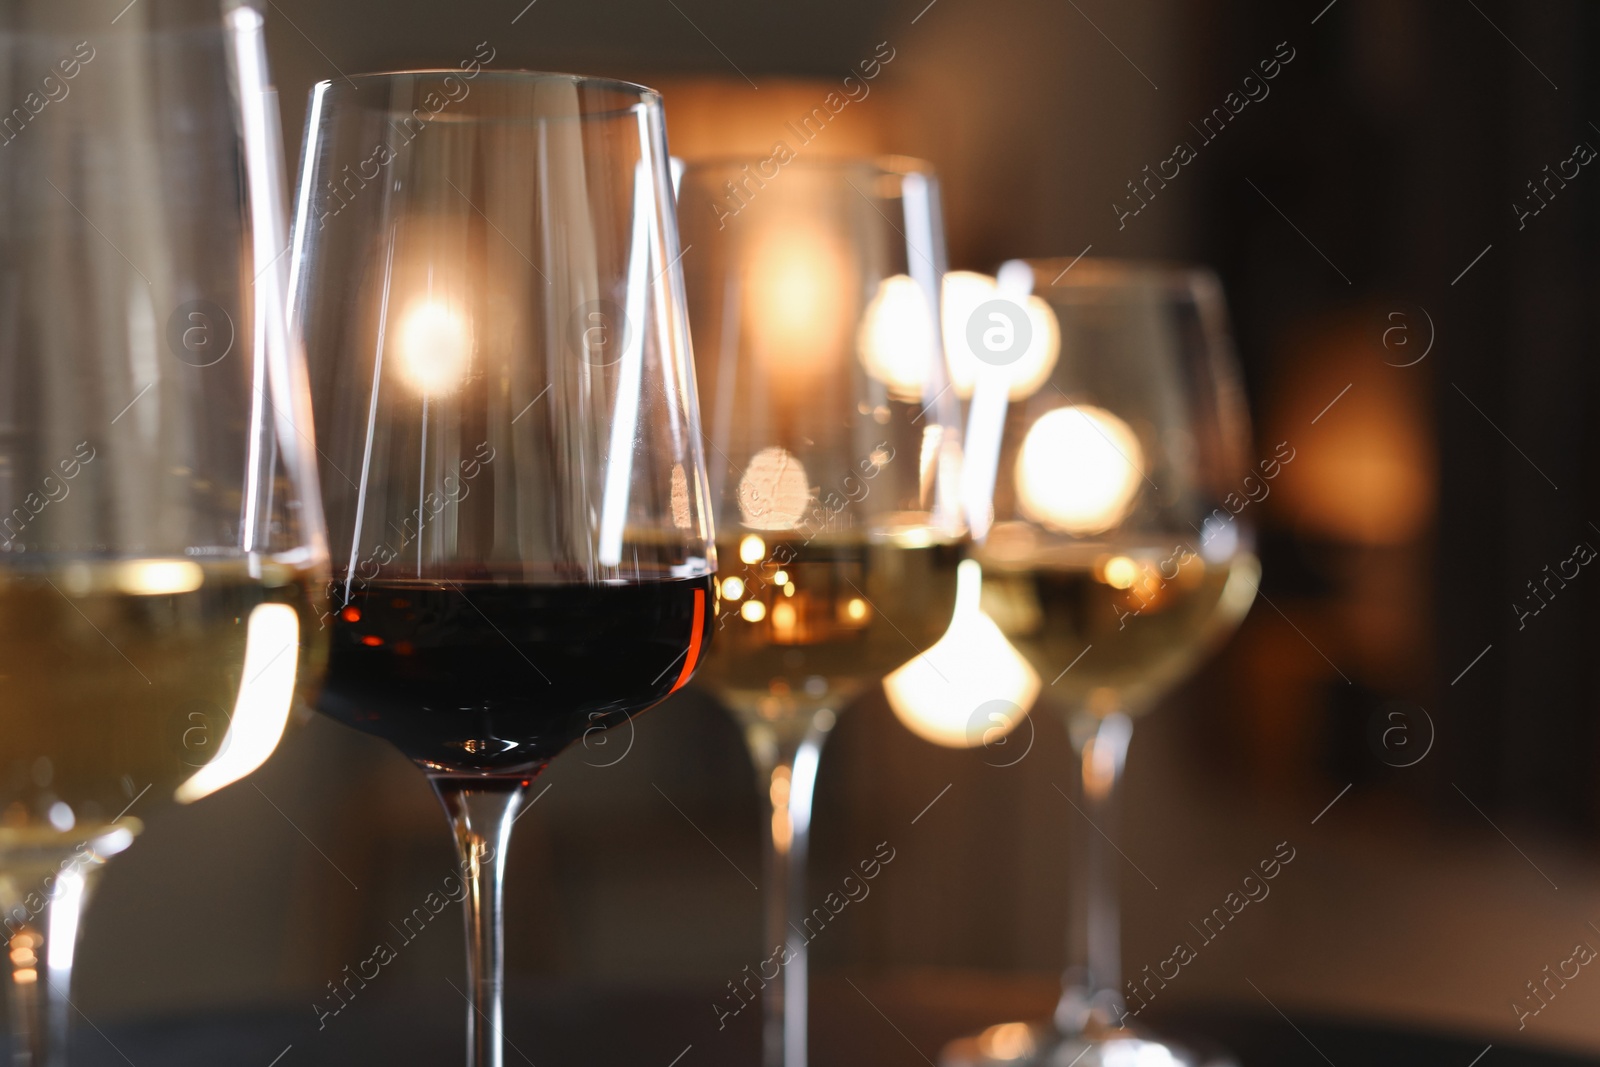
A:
56 0 1600 1063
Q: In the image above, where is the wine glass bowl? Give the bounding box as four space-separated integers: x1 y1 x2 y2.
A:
678 157 965 740
292 70 712 1067
675 155 965 1067
294 70 715 781
949 259 1258 1067
0 3 325 1063
971 260 1258 724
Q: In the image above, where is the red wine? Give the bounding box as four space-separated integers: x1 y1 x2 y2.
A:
318 574 714 776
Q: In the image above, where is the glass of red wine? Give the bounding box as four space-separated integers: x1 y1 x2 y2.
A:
290 71 715 1067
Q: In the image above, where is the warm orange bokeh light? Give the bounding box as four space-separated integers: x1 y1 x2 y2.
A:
745 223 855 390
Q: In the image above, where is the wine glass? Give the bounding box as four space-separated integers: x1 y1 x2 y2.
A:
675 156 965 1067
291 71 714 1067
0 3 326 1064
940 260 1259 1067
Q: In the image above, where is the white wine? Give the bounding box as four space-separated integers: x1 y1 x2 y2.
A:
978 543 1258 718
696 536 962 741
0 558 323 845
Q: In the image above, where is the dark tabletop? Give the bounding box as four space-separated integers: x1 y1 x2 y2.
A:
19 974 1597 1066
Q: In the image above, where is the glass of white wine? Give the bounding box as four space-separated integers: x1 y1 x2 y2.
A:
942 260 1258 1067
676 156 965 1067
0 3 326 1063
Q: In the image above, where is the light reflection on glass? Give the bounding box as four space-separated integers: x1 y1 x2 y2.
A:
885 560 1040 748
941 270 1060 401
1014 405 1144 535
737 446 811 530
395 298 471 396
857 273 935 401
174 603 300 804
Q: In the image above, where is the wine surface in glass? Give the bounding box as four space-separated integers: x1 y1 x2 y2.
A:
319 572 715 776
981 545 1257 717
696 538 961 736
0 558 321 839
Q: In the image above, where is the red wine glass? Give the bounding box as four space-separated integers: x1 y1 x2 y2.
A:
290 71 715 1067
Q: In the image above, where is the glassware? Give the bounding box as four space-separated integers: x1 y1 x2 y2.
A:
0 3 326 1064
676 156 965 1067
291 71 714 1067
941 260 1259 1067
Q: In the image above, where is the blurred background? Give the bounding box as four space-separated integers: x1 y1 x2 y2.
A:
63 0 1600 1062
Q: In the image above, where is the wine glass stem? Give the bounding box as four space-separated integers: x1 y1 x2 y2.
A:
1059 712 1133 1032
433 778 527 1067
748 718 831 1067
2 860 103 1067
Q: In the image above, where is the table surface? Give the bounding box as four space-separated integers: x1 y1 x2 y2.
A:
14 972 1598 1066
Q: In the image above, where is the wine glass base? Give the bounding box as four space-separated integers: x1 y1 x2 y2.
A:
941 1021 1239 1067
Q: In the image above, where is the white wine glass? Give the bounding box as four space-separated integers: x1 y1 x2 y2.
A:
676 155 965 1067
0 3 326 1064
943 259 1259 1067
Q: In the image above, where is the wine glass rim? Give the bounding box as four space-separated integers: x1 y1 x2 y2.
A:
676 152 935 177
1004 257 1220 293
313 69 663 117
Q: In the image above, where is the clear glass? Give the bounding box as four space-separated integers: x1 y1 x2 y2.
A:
944 260 1258 1067
0 3 327 1064
676 156 965 1067
291 71 714 1067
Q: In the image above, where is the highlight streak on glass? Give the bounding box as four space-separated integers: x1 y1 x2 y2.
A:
44 870 85 975
668 587 708 693
598 151 655 568
174 604 300 804
901 170 963 535
960 263 1034 543
230 4 328 567
344 229 397 604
